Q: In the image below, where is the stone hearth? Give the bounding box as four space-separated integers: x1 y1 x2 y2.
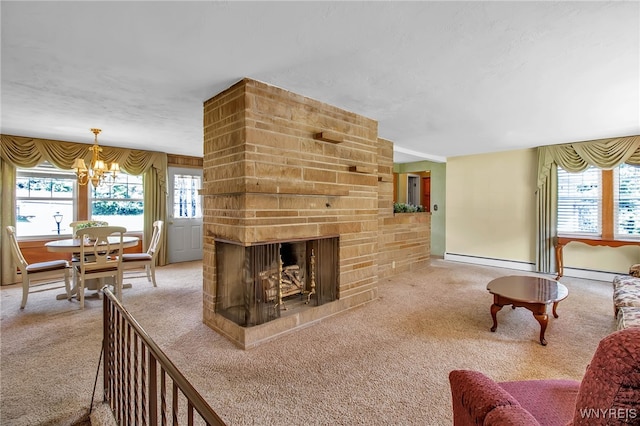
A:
201 78 430 349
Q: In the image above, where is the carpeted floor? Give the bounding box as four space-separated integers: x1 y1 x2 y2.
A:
0 259 617 425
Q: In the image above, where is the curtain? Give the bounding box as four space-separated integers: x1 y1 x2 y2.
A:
536 135 640 273
143 161 168 267
536 156 557 273
0 135 169 284
0 159 18 285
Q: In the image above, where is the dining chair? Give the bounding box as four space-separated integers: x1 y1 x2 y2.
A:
5 226 71 309
121 220 163 287
69 220 109 237
68 220 109 290
69 220 109 262
75 226 126 309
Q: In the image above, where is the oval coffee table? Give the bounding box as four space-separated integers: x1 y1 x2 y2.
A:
487 275 569 346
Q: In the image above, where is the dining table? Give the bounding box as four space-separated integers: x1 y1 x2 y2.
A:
44 235 140 253
45 236 140 299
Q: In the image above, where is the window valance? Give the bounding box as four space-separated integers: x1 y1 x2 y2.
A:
537 135 640 189
0 134 167 192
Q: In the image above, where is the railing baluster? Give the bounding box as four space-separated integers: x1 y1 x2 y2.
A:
103 292 111 404
126 323 132 426
134 333 140 425
149 353 158 426
101 286 224 425
118 313 125 425
172 381 179 424
115 311 122 425
142 346 149 425
161 369 167 426
188 402 194 426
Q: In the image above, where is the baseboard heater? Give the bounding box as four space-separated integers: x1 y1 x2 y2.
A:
444 253 618 282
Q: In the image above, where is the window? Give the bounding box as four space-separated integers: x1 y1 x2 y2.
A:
16 163 76 237
91 172 144 231
557 166 601 235
557 164 640 239
614 163 640 238
172 173 201 218
15 164 145 237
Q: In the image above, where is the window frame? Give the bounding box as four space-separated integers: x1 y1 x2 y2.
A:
89 171 144 232
14 163 146 239
557 164 640 241
613 163 640 239
15 163 78 239
556 165 602 237
171 172 202 219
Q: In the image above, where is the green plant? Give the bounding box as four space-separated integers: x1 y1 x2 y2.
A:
393 202 424 213
75 220 108 230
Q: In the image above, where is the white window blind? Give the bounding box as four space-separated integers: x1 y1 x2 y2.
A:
614 163 640 238
557 166 601 235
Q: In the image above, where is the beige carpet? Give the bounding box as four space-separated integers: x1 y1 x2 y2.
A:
0 259 617 425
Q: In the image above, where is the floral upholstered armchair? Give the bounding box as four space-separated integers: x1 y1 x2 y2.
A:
630 264 640 278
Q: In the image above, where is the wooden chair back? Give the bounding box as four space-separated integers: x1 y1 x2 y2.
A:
75 226 126 307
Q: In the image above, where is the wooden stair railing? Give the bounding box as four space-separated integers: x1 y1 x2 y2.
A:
102 287 226 425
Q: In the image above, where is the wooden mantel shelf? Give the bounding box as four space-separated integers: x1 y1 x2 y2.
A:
313 131 344 144
553 236 640 279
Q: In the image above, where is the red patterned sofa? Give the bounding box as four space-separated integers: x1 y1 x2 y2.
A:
449 327 640 425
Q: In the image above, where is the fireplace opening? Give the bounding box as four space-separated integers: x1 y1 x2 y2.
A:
214 236 339 327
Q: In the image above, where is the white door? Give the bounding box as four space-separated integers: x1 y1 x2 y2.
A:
167 167 203 263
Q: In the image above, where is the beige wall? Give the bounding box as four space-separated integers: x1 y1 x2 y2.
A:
446 148 537 263
562 243 639 274
446 148 640 274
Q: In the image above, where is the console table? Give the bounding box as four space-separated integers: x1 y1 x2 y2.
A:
553 236 640 279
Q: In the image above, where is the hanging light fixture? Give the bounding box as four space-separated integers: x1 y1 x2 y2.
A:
72 128 119 187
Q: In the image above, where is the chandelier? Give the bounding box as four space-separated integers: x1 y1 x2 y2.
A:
72 128 119 187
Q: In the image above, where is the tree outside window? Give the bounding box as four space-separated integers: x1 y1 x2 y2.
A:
91 173 144 231
615 163 640 237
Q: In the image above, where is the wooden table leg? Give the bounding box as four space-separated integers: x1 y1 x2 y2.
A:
552 301 560 318
490 303 503 332
555 241 564 280
490 295 553 345
533 312 549 346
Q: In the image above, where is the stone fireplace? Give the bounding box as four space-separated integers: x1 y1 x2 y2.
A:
201 78 431 349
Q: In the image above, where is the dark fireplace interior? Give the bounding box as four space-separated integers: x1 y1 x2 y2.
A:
215 236 339 327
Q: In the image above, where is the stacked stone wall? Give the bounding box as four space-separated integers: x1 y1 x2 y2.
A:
201 78 431 346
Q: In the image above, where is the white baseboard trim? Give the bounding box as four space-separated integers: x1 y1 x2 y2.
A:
559 267 619 282
443 253 620 282
444 253 536 272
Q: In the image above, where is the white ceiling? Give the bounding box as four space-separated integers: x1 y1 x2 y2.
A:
1 1 638 163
